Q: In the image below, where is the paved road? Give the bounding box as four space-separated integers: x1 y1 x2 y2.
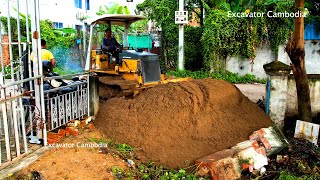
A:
234 83 266 103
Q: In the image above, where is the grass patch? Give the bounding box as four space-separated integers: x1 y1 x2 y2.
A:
86 137 208 180
166 70 266 84
53 67 84 76
278 171 316 180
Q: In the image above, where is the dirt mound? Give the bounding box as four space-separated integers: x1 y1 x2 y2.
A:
95 78 273 168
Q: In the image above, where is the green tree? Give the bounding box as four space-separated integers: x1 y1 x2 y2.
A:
137 0 178 68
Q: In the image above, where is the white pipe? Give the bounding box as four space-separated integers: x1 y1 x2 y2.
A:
178 0 184 70
125 24 129 47
85 24 94 71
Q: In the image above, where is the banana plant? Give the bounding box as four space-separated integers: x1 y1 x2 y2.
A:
96 3 131 15
202 0 258 12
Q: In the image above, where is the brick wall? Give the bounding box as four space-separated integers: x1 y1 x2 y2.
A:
1 35 10 65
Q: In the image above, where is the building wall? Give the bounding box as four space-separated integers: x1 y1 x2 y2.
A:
226 44 276 79
226 40 320 79
0 0 144 29
285 75 320 118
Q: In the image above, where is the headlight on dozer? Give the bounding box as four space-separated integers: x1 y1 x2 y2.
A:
112 57 116 62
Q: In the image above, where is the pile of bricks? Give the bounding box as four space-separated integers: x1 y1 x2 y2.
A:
47 117 95 144
195 126 285 180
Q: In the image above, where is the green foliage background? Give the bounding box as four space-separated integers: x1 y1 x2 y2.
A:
137 0 179 68
184 26 203 71
1 16 81 74
136 0 320 72
202 2 293 71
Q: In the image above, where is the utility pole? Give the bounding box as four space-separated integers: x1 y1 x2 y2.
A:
178 0 184 70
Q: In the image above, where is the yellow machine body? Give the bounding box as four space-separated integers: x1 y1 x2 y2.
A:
85 15 191 97
90 49 164 86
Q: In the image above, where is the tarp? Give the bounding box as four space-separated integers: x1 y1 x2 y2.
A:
123 34 152 49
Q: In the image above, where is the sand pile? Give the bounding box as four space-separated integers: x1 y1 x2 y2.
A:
95 78 273 168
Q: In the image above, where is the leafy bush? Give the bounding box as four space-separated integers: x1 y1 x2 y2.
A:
0 66 16 79
167 70 266 84
184 26 204 71
202 3 293 72
137 0 178 68
278 171 316 180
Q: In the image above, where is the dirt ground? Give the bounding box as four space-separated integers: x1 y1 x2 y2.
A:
12 80 271 179
14 129 128 180
95 79 272 168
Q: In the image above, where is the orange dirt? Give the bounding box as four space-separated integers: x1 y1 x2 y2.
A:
95 78 273 168
14 130 127 180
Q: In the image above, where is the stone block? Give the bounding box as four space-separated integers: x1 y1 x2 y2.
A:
87 123 95 130
251 141 259 149
195 149 237 167
261 137 271 150
65 127 79 136
254 146 266 156
210 157 241 180
195 149 241 180
58 129 66 137
237 147 268 170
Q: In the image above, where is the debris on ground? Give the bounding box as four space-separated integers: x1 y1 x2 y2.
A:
294 120 319 145
194 126 286 179
242 137 320 179
240 120 320 179
46 116 94 144
95 78 273 168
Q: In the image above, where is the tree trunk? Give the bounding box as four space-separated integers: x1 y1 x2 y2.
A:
285 0 312 122
200 1 204 26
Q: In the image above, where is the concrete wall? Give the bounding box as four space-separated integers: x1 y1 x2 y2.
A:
226 40 320 79
269 75 289 129
226 44 275 79
286 75 320 118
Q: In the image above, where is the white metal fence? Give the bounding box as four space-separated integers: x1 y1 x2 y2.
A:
43 75 88 131
0 0 89 167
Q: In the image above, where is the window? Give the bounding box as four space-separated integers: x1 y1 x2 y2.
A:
86 0 90 10
54 22 63 29
74 0 82 9
305 22 320 40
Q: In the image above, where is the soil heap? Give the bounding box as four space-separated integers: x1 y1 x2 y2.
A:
95 78 273 168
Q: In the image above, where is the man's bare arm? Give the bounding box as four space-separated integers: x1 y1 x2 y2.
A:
51 58 56 67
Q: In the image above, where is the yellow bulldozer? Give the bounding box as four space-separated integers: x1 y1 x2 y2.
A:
84 14 189 97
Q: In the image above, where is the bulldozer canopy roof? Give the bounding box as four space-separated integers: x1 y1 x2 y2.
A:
86 14 146 26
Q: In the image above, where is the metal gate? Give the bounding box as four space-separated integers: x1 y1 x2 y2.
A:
0 0 89 167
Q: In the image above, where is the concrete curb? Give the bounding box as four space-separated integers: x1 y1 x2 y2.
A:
0 146 51 179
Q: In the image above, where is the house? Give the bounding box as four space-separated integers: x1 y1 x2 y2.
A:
0 0 144 30
0 0 144 64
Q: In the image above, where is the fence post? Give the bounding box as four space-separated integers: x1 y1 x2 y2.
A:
263 61 292 130
88 76 99 117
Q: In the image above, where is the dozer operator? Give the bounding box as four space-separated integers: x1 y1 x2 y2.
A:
101 28 121 65
84 14 190 97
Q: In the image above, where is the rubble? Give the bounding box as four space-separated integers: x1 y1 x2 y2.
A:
46 116 95 144
242 130 320 179
195 126 286 179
